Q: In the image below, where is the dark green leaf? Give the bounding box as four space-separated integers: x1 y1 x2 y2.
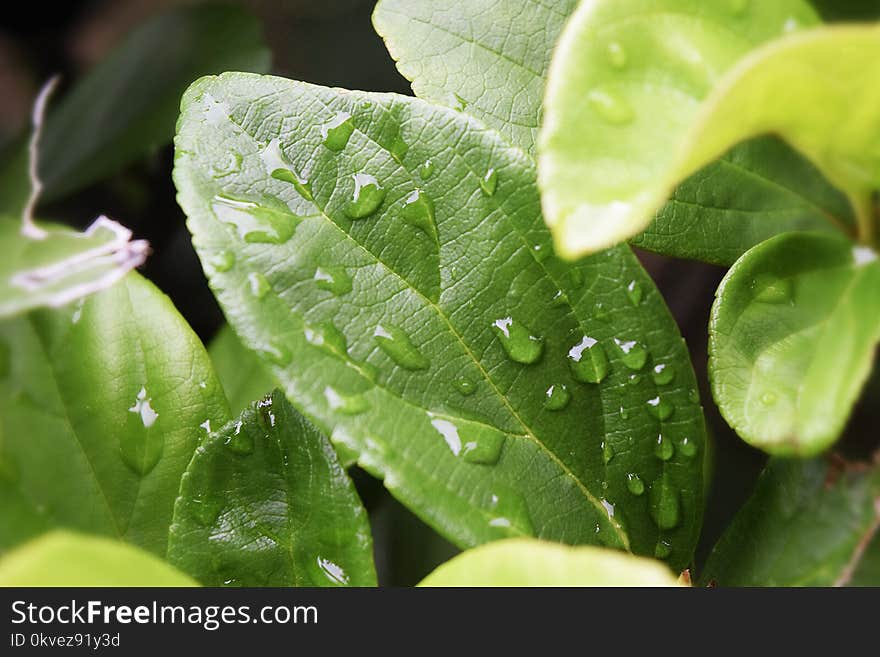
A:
168 390 376 586
709 232 880 456
701 458 880 586
174 73 706 568
209 324 276 414
0 273 230 555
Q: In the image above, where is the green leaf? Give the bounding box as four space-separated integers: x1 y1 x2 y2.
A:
700 458 880 586
174 73 707 568
0 273 230 555
209 324 276 414
538 0 829 259
0 5 269 211
0 216 149 319
168 390 377 587
0 531 196 587
419 537 681 586
373 0 579 155
709 232 880 456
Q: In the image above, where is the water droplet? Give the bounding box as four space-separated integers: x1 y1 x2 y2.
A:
551 290 568 308
479 168 498 196
71 299 85 324
123 387 162 475
419 159 435 179
678 437 698 459
626 473 645 496
626 279 643 306
304 321 348 355
614 338 647 370
374 323 430 370
314 266 352 296
652 363 675 385
688 388 700 403
567 336 609 383
316 556 350 585
587 88 634 125
345 173 386 219
401 189 437 240
619 406 629 420
532 244 549 262
256 395 277 430
453 93 468 111
487 487 534 536
654 540 672 559
428 413 505 465
647 396 674 421
761 392 777 406
654 433 674 461
212 195 301 244
454 376 476 396
248 272 271 299
224 421 255 455
601 498 616 519
209 250 235 273
606 41 628 68
602 440 615 464
544 383 572 411
128 387 158 428
752 274 792 304
593 302 610 322
324 386 369 415
211 151 243 177
259 342 292 367
321 111 354 151
491 317 544 365
628 374 642 386
200 419 211 434
650 474 681 530
387 133 408 162
271 169 314 202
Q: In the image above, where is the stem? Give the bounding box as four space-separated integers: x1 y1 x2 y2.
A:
852 190 876 247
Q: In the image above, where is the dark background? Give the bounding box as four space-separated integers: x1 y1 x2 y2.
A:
1 0 877 584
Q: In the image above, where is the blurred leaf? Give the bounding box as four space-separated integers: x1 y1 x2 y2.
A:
811 0 880 21
174 73 707 569
209 324 276 414
537 0 846 259
0 530 196 586
709 233 880 456
419 538 681 586
0 216 148 319
0 4 270 213
701 458 880 586
168 390 376 586
0 273 230 555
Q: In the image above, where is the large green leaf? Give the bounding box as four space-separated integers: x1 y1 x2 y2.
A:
420 537 681 586
701 458 880 586
0 5 270 213
168 390 376 586
709 232 880 456
0 216 148 319
0 273 230 555
209 324 276 414
538 0 833 259
174 73 706 568
0 531 196 587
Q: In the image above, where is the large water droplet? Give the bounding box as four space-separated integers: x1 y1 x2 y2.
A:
479 168 498 196
314 266 352 296
224 420 255 455
651 363 675 385
321 111 354 151
607 41 628 68
304 321 348 355
261 138 310 200
402 189 438 240
752 274 792 304
123 387 163 475
492 317 544 365
212 195 301 244
587 88 634 125
128 386 158 428
626 473 645 496
374 323 430 370
428 413 505 465
650 474 681 530
248 272 271 299
487 487 534 536
209 250 235 273
419 159 435 179
544 383 572 411
345 173 386 219
614 338 647 370
678 436 698 459
316 556 350 585
626 279 643 306
271 168 314 202
324 386 369 415
647 396 674 421
567 336 609 383
654 433 674 461
454 376 476 396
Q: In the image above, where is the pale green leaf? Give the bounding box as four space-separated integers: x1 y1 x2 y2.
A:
701 458 880 586
0 531 196 587
168 390 377 587
174 73 707 568
209 324 276 414
0 273 230 555
709 233 880 456
538 0 826 258
419 537 681 586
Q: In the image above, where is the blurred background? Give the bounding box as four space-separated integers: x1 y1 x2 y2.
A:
1 0 877 584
